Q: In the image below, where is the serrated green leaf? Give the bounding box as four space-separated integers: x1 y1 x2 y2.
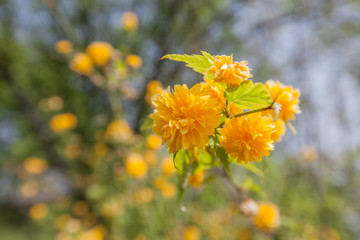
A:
161 52 214 74
225 81 272 110
140 116 153 132
216 147 230 176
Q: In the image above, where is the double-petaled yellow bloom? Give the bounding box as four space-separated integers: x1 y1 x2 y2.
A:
218 113 275 163
265 80 301 122
151 84 221 153
205 55 252 87
200 78 226 113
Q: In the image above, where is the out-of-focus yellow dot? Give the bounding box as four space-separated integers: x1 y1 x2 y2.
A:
86 41 113 66
49 113 78 133
121 12 139 31
23 157 48 174
55 40 73 54
20 181 40 198
183 225 201 240
188 170 204 188
146 134 162 150
134 188 154 204
70 52 93 76
143 150 157 166
253 202 280 231
73 201 89 216
125 153 147 179
105 120 134 143
100 200 125 218
54 214 72 230
93 142 108 158
301 145 318 162
65 218 82 233
153 176 167 189
125 54 142 69
29 203 48 220
162 156 175 176
133 234 147 240
48 96 64 111
78 226 106 240
145 80 164 106
55 231 72 240
160 182 176 199
64 144 81 160
237 228 252 240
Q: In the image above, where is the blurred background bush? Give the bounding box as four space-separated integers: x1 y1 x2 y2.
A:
0 0 360 239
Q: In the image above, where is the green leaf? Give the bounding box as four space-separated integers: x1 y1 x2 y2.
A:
216 147 230 176
140 116 153 132
172 148 190 175
225 81 272 110
161 51 215 74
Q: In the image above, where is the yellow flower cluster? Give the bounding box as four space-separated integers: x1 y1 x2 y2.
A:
151 53 301 165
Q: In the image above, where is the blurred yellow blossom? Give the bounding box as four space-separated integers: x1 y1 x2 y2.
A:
143 150 157 166
100 200 125 218
161 156 175 176
70 52 93 76
105 119 133 143
126 54 142 69
20 181 40 198
270 119 286 143
188 170 204 188
160 182 176 198
219 113 275 163
86 41 113 66
78 225 106 240
49 113 78 133
183 225 201 240
134 188 154 204
146 134 162 150
23 157 48 174
121 11 139 31
253 202 280 231
125 153 147 179
145 80 164 106
151 84 221 153
64 144 81 160
301 145 318 162
29 203 48 220
205 55 252 87
55 40 73 54
73 201 89 216
48 96 64 110
93 142 109 158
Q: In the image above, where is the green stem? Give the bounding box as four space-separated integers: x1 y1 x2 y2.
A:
231 106 272 118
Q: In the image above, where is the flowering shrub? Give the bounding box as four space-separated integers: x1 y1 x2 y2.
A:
146 51 301 231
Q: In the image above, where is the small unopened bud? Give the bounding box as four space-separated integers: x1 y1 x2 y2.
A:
240 198 259 218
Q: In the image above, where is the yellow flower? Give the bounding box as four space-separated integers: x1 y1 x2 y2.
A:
29 203 48 220
146 134 162 150
253 202 280 231
70 53 93 75
265 80 301 122
105 120 133 143
161 156 175 176
205 55 252 87
23 157 48 174
86 41 113 66
218 113 275 163
55 40 73 54
134 188 154 204
160 182 176 198
145 80 164 106
187 170 204 188
126 54 142 69
200 78 226 112
125 153 147 179
151 84 221 153
271 119 286 143
183 225 201 240
121 11 139 31
49 113 78 133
